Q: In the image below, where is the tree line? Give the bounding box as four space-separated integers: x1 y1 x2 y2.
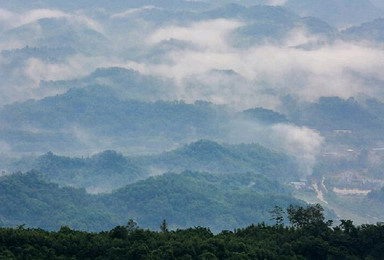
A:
0 204 383 259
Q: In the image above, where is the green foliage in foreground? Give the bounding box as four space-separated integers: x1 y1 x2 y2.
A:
0 206 383 260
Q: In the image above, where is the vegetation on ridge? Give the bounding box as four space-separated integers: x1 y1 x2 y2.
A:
0 204 383 259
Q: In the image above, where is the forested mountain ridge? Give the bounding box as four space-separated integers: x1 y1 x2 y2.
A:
0 171 113 231
0 170 301 232
104 171 299 232
34 150 147 193
136 140 300 181
3 140 300 192
0 86 226 154
40 67 174 101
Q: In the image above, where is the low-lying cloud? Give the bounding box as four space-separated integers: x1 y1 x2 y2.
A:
228 119 324 176
0 53 120 106
121 19 384 109
1 9 384 115
148 19 243 51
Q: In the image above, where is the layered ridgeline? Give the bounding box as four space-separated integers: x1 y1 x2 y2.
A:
4 70 384 227
0 170 301 232
0 84 226 154
0 139 305 232
136 140 299 181
32 150 147 193
2 0 384 240
4 140 299 193
6 72 384 154
3 67 384 155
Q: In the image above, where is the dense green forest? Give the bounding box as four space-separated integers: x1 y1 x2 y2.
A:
0 204 383 259
0 171 301 232
0 171 113 231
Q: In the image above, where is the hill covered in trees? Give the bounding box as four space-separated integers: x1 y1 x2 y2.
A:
0 85 226 154
137 140 300 182
3 140 299 192
0 171 301 232
33 150 148 193
0 171 112 231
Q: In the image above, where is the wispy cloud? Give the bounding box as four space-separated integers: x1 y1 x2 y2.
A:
110 6 161 19
228 119 324 176
0 8 103 33
148 19 243 51
1 9 384 113
119 20 384 109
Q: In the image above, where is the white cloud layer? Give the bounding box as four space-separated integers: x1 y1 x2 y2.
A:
1 13 384 113
148 19 243 51
119 19 384 109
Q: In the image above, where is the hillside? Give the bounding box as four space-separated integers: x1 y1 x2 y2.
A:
104 171 299 232
2 140 300 192
0 171 301 232
34 150 148 193
137 140 300 181
40 67 174 102
0 86 225 154
0 171 113 231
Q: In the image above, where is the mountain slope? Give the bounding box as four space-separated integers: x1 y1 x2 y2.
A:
40 67 174 101
4 139 300 192
0 171 114 231
285 0 382 27
34 150 148 193
137 140 300 181
0 86 226 154
102 171 301 232
0 171 302 232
